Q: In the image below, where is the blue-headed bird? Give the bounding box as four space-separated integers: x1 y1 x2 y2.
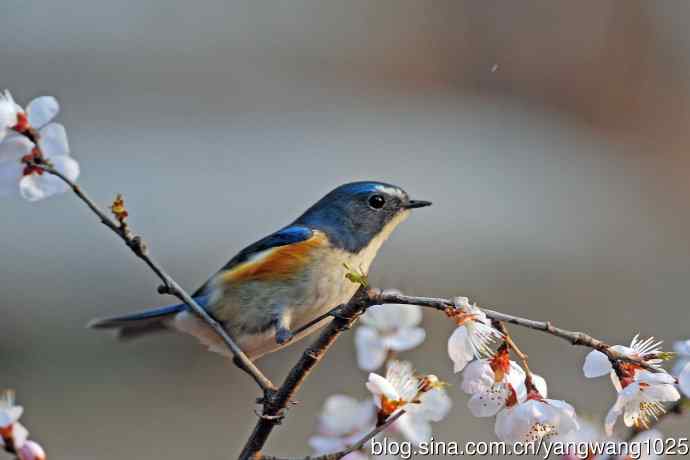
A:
89 181 431 360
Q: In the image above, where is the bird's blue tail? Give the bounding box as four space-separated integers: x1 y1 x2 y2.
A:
88 302 190 341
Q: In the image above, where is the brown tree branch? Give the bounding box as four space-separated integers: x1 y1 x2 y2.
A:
29 160 276 394
240 288 664 460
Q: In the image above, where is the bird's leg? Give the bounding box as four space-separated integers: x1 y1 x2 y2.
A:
273 308 294 345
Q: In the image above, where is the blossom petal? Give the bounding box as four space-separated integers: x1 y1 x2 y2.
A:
38 123 69 158
641 382 680 402
545 399 579 434
583 350 612 378
0 160 24 197
394 304 423 328
673 340 690 357
19 171 68 201
0 135 33 163
0 406 23 428
383 327 425 351
360 303 422 330
494 407 532 442
17 154 80 201
308 435 346 454
319 394 374 436
448 326 474 373
27 96 59 128
51 155 80 183
394 413 431 446
460 359 494 394
16 440 46 460
406 388 452 422
366 373 399 402
635 370 675 386
468 385 510 417
532 374 548 398
679 363 690 398
355 326 387 371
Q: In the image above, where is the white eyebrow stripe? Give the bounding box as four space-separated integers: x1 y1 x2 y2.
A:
375 185 405 199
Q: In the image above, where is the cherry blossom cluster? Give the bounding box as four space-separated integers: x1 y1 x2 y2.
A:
308 294 688 459
0 390 46 460
0 91 79 201
447 297 579 443
309 302 451 460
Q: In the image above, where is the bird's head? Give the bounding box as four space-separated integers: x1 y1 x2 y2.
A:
295 181 431 253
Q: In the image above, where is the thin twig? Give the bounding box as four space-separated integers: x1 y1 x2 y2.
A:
375 291 660 372
493 321 534 381
261 410 406 460
30 160 276 393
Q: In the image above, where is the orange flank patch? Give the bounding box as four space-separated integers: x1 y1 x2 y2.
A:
221 231 328 282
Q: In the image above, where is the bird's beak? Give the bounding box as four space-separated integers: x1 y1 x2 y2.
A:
403 199 432 209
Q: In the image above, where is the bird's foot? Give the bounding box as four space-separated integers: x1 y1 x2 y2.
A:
275 327 294 345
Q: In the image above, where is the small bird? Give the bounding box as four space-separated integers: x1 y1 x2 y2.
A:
89 181 431 360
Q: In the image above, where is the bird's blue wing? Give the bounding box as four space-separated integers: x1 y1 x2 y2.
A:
192 225 314 295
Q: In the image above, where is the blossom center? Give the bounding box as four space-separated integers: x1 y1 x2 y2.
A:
21 147 45 176
525 422 557 442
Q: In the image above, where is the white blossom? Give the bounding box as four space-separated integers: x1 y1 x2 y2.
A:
460 348 527 417
672 339 690 377
308 395 375 460
604 370 680 436
447 297 503 372
0 95 79 201
495 397 579 442
366 360 420 417
355 303 425 371
0 90 21 141
393 387 452 445
679 363 690 398
0 390 23 428
583 335 664 380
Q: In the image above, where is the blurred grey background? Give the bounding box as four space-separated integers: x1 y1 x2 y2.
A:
2 1 690 458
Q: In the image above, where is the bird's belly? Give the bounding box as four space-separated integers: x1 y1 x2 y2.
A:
174 247 374 360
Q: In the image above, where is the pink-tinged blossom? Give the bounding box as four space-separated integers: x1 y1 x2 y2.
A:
0 95 79 201
17 440 46 460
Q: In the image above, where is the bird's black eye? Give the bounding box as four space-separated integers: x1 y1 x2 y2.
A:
368 194 385 209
